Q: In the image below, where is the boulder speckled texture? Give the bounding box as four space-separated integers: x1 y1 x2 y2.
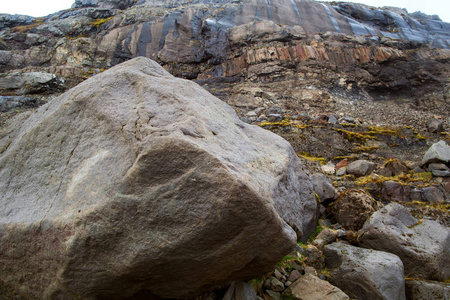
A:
359 203 450 281
0 57 317 299
324 243 406 300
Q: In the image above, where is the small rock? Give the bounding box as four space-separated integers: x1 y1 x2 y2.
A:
336 167 346 176
422 186 445 203
282 274 349 300
410 188 422 201
321 162 336 175
303 245 325 270
328 115 338 124
311 173 336 203
335 158 349 170
274 269 283 281
304 266 317 276
267 105 283 115
346 160 376 177
383 158 409 176
381 180 410 202
428 163 449 172
288 270 302 282
432 170 450 177
267 114 283 121
342 117 355 123
336 229 346 238
284 281 292 287
422 140 450 166
246 111 257 117
428 118 443 133
264 277 285 292
312 228 337 249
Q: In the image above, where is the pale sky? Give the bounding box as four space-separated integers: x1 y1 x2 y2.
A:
0 0 449 22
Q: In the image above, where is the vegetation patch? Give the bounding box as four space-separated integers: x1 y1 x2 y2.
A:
307 225 323 242
298 152 326 165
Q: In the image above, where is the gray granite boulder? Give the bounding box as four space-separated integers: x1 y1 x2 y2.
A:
422 141 450 165
324 243 406 300
0 57 317 299
359 203 450 281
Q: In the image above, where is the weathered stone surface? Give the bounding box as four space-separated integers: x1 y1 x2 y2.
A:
330 189 383 231
324 243 405 300
0 72 63 94
282 274 349 300
311 173 336 203
381 180 411 202
421 186 445 203
405 279 450 300
0 57 317 299
422 141 450 165
312 228 337 249
428 118 443 133
359 203 450 281
347 160 377 177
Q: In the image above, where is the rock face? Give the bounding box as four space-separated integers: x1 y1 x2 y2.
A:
0 57 317 299
359 203 450 281
324 243 406 300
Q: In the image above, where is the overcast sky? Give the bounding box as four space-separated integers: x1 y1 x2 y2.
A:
0 0 449 22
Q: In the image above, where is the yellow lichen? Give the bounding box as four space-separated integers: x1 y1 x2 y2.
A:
298 152 326 165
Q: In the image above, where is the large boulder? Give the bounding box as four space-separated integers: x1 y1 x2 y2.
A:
324 243 406 300
359 203 450 281
0 57 317 299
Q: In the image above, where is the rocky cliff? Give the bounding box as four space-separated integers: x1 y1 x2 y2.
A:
0 0 449 121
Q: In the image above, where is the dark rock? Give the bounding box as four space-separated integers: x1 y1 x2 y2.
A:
381 180 411 202
330 189 383 231
302 245 325 270
324 243 405 300
383 159 409 176
359 203 450 281
421 186 445 203
428 118 443 133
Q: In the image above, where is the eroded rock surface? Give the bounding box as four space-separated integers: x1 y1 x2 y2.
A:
359 203 450 281
0 57 317 299
324 243 406 300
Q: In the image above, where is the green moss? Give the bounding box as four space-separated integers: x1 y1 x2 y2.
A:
298 152 326 165
308 225 323 242
332 128 379 143
91 17 112 28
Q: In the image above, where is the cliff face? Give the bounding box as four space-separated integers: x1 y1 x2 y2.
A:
0 0 449 122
